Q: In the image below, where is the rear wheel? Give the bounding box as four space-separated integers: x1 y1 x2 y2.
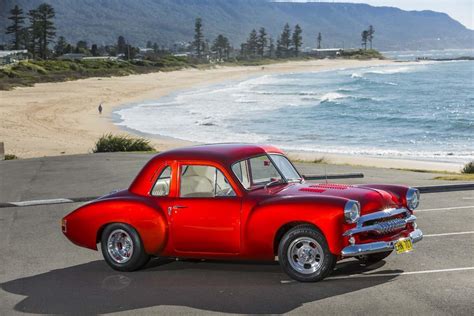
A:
101 223 150 271
278 225 336 282
357 251 392 264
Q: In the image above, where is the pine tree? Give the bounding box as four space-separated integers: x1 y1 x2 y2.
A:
117 36 126 54
193 17 204 58
247 29 258 57
279 23 291 58
27 9 40 58
268 36 275 58
256 27 267 58
361 30 369 50
317 32 322 49
54 36 67 56
6 5 26 50
212 34 230 61
36 3 56 59
367 25 375 49
292 24 303 57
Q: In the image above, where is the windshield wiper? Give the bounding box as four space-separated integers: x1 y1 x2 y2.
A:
264 178 287 190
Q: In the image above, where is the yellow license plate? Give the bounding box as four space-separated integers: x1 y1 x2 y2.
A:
395 238 413 254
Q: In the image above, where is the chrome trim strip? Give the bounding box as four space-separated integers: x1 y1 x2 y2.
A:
341 229 423 257
357 207 409 223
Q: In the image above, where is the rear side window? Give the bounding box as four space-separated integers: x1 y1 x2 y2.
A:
151 166 171 196
180 165 235 198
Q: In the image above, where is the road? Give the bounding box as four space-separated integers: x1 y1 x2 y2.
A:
1 153 473 315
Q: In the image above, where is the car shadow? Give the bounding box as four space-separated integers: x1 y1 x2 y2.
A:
1 258 401 314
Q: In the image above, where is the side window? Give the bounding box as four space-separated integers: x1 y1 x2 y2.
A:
231 161 251 189
180 165 235 198
151 166 171 196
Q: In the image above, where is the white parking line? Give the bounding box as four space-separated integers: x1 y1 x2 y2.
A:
424 231 474 237
417 205 474 212
326 267 474 280
9 198 73 207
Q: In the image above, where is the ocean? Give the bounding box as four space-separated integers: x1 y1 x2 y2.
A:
114 49 474 164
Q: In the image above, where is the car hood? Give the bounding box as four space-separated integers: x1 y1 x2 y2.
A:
269 182 400 213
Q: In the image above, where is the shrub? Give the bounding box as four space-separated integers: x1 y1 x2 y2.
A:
4 154 18 160
462 161 474 174
92 134 154 153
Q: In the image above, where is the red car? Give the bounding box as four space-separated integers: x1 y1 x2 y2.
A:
62 144 422 282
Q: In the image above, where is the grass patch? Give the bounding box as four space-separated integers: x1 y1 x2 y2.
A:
341 49 384 60
434 174 474 181
92 134 154 153
4 154 18 160
462 161 474 174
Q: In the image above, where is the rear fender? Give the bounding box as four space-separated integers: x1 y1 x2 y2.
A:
63 197 167 255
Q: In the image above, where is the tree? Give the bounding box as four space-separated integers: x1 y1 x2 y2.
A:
36 3 56 59
6 5 26 50
367 25 375 49
256 27 267 58
117 35 126 54
278 23 291 58
91 44 98 56
54 35 68 56
292 24 303 57
27 9 40 58
268 36 275 58
193 17 204 58
246 29 258 57
361 30 369 50
75 40 88 52
317 32 322 49
152 42 159 53
146 40 152 49
211 34 230 61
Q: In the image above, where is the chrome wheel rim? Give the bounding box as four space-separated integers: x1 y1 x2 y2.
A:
287 237 324 274
107 229 134 264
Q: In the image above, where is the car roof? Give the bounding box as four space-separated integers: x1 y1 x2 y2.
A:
153 143 284 166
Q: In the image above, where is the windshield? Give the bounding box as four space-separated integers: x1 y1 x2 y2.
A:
231 154 301 190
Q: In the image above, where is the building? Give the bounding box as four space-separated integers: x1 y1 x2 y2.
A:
309 48 343 58
0 50 28 65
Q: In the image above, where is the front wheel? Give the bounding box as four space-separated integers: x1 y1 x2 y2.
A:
101 223 150 271
278 225 336 282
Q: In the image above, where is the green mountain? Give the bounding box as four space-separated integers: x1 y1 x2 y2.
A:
1 0 473 50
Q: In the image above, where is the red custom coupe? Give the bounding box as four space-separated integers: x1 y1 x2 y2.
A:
62 144 422 282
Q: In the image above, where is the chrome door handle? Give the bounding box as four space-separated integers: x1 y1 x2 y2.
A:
167 205 187 216
172 205 187 209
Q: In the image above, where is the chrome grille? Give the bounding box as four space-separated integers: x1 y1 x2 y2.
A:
372 218 407 234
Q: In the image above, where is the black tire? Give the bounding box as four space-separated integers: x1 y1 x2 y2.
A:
357 251 392 265
278 225 337 282
101 223 150 272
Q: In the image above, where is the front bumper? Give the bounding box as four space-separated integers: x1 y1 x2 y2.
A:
341 228 423 257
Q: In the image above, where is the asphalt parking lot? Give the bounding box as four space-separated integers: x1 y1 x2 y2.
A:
1 154 473 315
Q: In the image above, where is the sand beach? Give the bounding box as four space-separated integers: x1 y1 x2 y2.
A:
0 58 464 172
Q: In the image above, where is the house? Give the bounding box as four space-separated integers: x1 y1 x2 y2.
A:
309 48 344 58
0 50 28 65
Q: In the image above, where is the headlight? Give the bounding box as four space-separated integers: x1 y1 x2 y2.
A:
344 200 360 223
406 188 420 210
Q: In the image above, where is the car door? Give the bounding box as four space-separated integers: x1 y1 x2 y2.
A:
169 163 241 254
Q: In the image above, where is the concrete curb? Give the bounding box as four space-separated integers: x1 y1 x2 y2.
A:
303 173 364 180
416 183 474 193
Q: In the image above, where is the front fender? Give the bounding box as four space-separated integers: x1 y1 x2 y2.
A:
243 195 348 259
63 197 167 255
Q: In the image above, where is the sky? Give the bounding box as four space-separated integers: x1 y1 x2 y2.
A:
277 1 474 29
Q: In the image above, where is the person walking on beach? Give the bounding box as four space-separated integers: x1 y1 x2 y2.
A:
98 103 103 115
